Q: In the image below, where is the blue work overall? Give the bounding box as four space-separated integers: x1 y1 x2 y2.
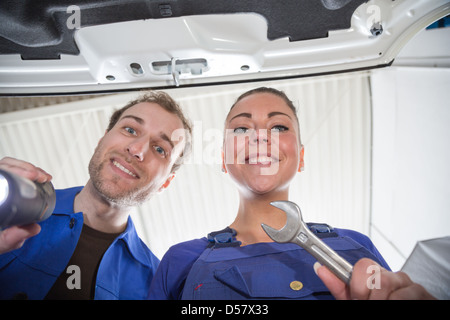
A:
181 227 388 300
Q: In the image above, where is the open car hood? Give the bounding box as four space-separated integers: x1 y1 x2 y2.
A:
0 0 449 95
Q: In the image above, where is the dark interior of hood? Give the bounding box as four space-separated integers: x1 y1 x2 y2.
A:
0 0 368 60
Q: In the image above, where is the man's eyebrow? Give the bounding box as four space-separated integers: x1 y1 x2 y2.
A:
120 115 144 124
120 115 175 149
160 132 175 149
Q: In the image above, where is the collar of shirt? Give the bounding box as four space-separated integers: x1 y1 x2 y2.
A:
53 186 152 267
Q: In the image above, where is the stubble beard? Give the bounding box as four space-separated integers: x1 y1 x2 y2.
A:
88 155 154 207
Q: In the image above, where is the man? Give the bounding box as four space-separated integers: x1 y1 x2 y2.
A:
0 91 192 299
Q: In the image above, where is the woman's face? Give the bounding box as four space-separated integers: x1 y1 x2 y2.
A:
223 92 303 197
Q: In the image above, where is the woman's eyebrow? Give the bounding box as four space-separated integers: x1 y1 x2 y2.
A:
229 111 292 122
268 111 292 119
229 112 252 122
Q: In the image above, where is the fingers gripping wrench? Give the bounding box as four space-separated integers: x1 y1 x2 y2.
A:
261 200 353 284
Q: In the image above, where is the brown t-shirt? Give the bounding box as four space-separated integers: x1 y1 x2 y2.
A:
44 224 120 300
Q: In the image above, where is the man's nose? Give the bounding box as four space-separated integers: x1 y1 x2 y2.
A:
126 139 148 161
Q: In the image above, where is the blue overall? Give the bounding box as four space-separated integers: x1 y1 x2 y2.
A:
180 226 389 300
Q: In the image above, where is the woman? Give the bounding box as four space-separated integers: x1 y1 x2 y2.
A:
149 87 434 300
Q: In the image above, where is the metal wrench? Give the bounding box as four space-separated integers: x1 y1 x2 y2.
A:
261 200 353 284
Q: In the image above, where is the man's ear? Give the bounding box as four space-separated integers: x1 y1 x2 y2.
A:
159 173 175 192
298 145 305 172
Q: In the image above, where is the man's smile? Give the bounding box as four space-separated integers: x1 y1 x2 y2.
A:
111 159 138 178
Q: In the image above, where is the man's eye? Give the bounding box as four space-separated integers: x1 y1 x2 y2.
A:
233 127 248 134
153 146 166 157
124 127 137 135
271 125 288 132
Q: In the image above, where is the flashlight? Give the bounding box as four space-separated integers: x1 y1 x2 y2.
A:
0 169 55 230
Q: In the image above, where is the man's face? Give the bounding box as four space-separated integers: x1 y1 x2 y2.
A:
88 102 186 206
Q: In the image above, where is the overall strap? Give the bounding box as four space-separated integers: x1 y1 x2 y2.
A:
207 224 337 249
207 227 241 248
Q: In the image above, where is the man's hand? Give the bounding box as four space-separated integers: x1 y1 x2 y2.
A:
0 224 41 254
0 156 52 183
314 258 436 300
0 157 52 254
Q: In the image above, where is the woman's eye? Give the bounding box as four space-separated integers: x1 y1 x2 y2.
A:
153 146 166 157
124 127 137 135
233 127 248 134
271 125 288 132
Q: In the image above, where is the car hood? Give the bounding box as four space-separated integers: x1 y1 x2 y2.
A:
0 0 449 94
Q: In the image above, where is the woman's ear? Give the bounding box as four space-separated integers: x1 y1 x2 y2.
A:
298 145 305 172
221 150 227 173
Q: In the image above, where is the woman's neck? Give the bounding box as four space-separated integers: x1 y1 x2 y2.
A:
229 191 289 246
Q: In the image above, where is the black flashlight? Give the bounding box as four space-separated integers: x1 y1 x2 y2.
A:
0 169 55 230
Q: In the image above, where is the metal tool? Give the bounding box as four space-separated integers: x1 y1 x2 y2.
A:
0 169 55 230
261 200 353 284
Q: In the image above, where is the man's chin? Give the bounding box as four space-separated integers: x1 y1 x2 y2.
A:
99 185 154 207
89 166 154 206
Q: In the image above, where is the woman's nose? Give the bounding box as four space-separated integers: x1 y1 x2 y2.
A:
250 129 270 144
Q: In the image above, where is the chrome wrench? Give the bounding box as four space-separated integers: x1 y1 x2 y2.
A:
261 200 353 284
